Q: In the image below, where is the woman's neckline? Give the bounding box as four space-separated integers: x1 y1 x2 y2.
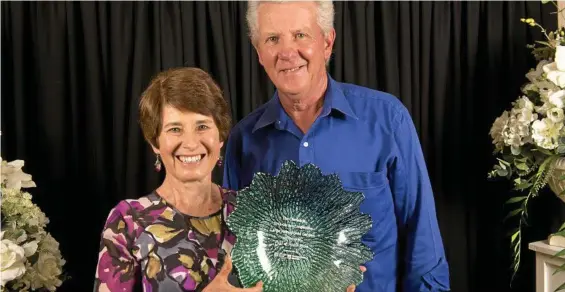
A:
153 184 225 219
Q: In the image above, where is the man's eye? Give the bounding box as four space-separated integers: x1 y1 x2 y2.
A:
266 36 278 43
296 33 306 38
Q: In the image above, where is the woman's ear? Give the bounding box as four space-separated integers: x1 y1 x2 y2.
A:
151 145 159 155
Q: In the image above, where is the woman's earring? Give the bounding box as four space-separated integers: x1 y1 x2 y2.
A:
217 155 223 167
154 154 162 172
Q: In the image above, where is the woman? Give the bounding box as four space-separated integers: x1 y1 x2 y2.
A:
93 67 263 292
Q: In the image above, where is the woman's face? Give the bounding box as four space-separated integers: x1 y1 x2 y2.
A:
153 105 223 183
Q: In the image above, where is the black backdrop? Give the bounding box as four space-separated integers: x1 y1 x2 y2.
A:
1 1 563 292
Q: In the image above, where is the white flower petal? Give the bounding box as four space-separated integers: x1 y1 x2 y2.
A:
22 241 38 257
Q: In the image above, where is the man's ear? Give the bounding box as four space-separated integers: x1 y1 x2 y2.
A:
252 40 265 66
324 28 336 61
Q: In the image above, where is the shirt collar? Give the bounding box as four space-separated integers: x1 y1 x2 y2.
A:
320 76 358 119
252 75 358 133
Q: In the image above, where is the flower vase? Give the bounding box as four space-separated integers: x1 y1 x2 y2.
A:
547 157 565 248
548 157 565 203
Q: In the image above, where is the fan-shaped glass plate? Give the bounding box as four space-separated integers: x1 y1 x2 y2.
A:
226 161 373 292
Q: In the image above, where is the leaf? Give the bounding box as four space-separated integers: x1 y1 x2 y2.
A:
552 248 565 259
535 148 553 155
514 177 523 184
554 230 565 237
555 281 565 292
559 221 565 232
511 146 522 155
557 145 565 154
553 262 565 275
507 228 519 237
536 40 552 46
511 231 520 243
497 169 509 177
515 162 529 171
504 209 523 221
506 196 527 204
498 159 511 168
515 182 533 190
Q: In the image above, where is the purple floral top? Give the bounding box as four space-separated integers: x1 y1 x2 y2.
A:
94 187 237 292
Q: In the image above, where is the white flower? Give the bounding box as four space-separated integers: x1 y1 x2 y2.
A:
526 60 551 82
556 45 565 71
22 241 39 258
490 111 510 151
504 117 532 148
515 96 535 111
543 62 565 88
515 108 537 124
531 118 563 149
31 252 63 291
1 159 36 191
535 80 559 99
0 233 27 287
550 90 565 108
536 102 553 115
548 107 565 123
512 102 537 123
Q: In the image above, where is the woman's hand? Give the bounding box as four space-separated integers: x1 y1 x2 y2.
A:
203 255 263 292
345 266 367 292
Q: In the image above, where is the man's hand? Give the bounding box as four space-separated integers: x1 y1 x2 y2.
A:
202 255 263 292
345 266 367 292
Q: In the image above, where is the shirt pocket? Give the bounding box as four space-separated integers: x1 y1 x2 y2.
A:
337 170 388 192
336 170 393 220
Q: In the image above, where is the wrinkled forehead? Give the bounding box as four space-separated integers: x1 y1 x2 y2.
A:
256 2 319 34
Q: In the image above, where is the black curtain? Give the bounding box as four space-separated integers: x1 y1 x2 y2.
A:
1 1 560 292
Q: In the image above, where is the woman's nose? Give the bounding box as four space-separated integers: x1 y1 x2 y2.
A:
181 133 199 149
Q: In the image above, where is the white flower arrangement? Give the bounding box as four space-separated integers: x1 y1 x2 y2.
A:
0 158 67 291
488 1 565 288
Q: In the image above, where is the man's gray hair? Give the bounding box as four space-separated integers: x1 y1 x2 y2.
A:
246 1 335 44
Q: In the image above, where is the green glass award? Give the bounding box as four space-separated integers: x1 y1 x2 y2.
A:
226 161 373 292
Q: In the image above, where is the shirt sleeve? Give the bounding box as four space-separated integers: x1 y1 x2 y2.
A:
94 201 139 292
222 130 241 191
389 108 450 292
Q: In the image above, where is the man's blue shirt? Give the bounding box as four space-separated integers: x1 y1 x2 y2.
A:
222 76 450 291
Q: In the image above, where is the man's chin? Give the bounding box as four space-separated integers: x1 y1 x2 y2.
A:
276 82 307 96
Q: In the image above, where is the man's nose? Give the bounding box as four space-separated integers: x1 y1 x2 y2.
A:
278 38 299 60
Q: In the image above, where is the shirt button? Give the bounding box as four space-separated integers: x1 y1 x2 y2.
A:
303 142 309 147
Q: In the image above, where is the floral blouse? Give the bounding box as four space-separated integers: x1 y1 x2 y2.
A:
94 188 237 292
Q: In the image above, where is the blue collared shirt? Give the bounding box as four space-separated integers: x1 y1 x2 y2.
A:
222 76 450 292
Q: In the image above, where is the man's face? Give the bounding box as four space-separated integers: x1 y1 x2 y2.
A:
254 1 335 97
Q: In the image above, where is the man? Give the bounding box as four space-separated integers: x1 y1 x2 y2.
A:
223 1 450 291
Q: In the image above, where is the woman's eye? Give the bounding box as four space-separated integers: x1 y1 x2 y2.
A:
197 125 210 131
168 127 181 133
296 33 306 39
